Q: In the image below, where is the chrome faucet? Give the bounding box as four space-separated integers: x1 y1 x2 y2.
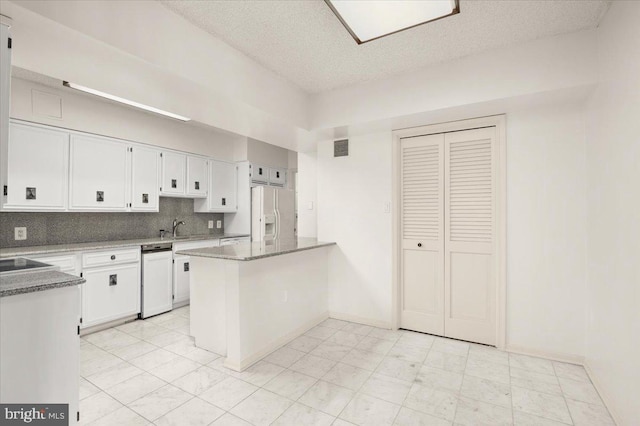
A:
172 219 185 238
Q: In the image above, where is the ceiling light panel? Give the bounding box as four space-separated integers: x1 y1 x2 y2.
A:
326 0 459 44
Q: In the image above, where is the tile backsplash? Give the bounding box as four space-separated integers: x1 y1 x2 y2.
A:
0 197 224 248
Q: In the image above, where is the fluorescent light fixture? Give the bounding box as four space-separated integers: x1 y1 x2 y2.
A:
325 0 460 44
62 81 190 121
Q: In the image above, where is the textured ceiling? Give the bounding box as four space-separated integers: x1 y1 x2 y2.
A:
160 0 610 94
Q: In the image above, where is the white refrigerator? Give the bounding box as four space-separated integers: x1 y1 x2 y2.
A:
251 186 295 241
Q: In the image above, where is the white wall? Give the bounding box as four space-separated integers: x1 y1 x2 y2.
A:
506 102 587 359
316 133 393 327
584 2 640 424
247 138 290 169
10 77 239 159
311 30 597 130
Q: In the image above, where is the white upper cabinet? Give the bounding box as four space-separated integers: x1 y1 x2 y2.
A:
252 164 269 185
194 159 236 213
161 151 186 196
130 145 159 212
269 168 286 187
186 155 208 198
2 122 69 211
69 134 129 211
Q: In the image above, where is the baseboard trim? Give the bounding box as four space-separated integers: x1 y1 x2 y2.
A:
224 312 329 372
329 311 392 329
505 344 585 365
583 361 622 426
80 315 138 336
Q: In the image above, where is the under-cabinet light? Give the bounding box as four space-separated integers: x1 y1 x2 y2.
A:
62 81 191 121
325 0 459 44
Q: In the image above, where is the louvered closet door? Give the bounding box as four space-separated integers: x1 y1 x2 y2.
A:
400 134 445 335
444 127 497 345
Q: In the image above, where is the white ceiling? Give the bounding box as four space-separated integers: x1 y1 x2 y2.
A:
161 0 610 94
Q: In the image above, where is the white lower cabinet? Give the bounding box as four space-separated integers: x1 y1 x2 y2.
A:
81 248 141 329
173 255 190 306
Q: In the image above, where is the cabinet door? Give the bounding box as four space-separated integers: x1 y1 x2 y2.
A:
252 164 269 184
3 123 69 210
269 168 286 187
186 156 208 197
70 134 129 211
142 251 173 318
161 152 186 195
131 146 159 211
82 263 140 328
209 160 237 212
173 255 190 306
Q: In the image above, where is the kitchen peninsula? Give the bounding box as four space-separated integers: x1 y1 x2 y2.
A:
177 238 335 371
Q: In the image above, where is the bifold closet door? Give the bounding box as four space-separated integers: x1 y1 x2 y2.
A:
444 127 497 345
399 134 445 336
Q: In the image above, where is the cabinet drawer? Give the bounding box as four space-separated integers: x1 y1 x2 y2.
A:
82 248 140 268
29 254 79 276
81 263 140 328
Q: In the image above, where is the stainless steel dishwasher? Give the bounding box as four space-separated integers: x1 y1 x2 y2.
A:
141 242 173 319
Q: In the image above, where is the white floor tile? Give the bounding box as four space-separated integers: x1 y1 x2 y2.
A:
339 393 400 426
104 372 167 405
171 366 228 395
511 386 572 424
298 380 355 416
431 338 469 357
129 348 179 371
155 397 225 426
423 350 467 373
467 345 509 366
272 402 335 426
327 331 367 348
375 357 421 382
87 406 150 426
286 335 324 352
78 392 122 424
453 396 513 426
322 362 372 391
396 332 435 350
341 323 375 336
367 328 404 342
148 356 200 382
210 413 253 426
341 349 385 371
144 330 189 347
393 406 452 426
86 362 144 389
198 376 258 410
415 366 463 393
128 384 192 421
513 410 568 425
163 337 197 356
460 375 511 408
509 367 562 395
263 369 318 400
305 325 339 340
464 358 510 385
403 383 458 422
109 341 158 361
226 360 285 387
509 353 554 375
359 373 412 405
321 318 349 329
386 342 430 364
290 354 337 379
80 352 124 377
264 346 306 368
311 341 353 362
182 347 221 365
79 377 100 400
230 388 293 426
552 361 591 383
356 336 395 355
558 376 603 405
566 398 615 426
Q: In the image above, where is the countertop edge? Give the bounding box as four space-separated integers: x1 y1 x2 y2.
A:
177 241 336 261
0 273 86 298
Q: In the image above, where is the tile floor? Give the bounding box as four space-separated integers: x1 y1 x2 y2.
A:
79 307 615 425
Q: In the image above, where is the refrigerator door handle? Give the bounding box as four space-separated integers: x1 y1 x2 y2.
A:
274 192 279 239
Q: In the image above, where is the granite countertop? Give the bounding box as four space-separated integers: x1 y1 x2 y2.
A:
177 238 336 261
0 233 250 258
0 270 86 297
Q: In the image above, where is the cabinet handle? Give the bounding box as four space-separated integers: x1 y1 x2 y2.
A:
110 255 116 260
417 243 422 248
142 193 149 204
109 274 117 286
26 187 36 200
96 191 104 202
259 167 263 175
195 181 200 190
221 197 226 206
276 171 280 178
171 179 177 189
184 262 190 272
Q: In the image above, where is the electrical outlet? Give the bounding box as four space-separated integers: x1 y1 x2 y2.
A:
216 220 222 229
208 220 214 229
15 227 27 241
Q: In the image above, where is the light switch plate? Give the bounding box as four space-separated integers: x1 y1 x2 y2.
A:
208 220 214 229
15 227 27 241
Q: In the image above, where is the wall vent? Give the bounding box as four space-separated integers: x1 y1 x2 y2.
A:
334 139 349 157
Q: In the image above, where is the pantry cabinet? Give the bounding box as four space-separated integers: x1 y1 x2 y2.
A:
69 134 129 211
2 122 69 211
194 159 236 213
